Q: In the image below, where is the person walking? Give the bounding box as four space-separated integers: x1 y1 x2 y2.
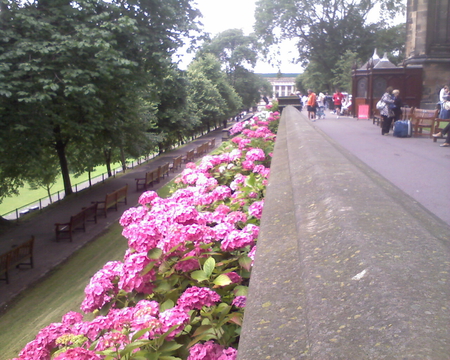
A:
380 86 395 135
333 89 344 118
306 89 317 121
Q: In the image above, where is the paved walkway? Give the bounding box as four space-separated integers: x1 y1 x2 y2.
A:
238 107 450 359
0 128 225 310
310 110 450 226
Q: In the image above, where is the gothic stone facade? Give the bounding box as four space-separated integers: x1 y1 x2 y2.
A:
405 0 450 107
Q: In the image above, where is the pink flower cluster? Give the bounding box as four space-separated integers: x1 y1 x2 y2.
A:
14 111 279 360
188 340 237 360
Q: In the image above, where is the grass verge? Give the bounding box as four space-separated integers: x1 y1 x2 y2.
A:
0 220 128 360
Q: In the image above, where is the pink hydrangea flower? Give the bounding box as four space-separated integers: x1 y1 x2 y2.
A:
248 200 264 219
221 230 254 252
177 286 220 311
138 190 159 205
232 296 246 308
245 148 265 161
188 341 237 360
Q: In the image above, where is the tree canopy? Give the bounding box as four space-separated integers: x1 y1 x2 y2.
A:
0 0 201 200
254 0 406 92
197 29 272 109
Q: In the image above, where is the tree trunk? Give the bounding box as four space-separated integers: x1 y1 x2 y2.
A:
120 146 126 173
55 139 73 196
46 185 53 204
104 149 112 177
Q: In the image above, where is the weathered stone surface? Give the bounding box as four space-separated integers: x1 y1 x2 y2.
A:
237 106 450 359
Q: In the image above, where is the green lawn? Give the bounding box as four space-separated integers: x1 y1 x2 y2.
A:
0 222 129 360
0 179 177 360
0 162 129 217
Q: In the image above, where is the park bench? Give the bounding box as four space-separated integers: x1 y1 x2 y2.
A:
372 109 382 126
94 184 128 217
135 171 155 191
411 108 439 137
169 155 183 172
55 203 98 242
0 236 34 284
183 149 195 163
160 162 170 179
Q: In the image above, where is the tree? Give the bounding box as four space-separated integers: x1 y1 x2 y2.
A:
0 0 200 204
254 0 406 91
151 65 200 153
198 29 271 109
188 54 242 131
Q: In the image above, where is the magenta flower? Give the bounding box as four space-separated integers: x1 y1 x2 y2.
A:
245 148 265 161
138 190 159 205
248 200 264 219
188 341 237 360
232 296 247 308
177 286 220 311
221 230 254 252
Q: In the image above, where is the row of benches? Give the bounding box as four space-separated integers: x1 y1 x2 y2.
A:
135 139 216 192
1 139 218 284
373 107 446 138
55 184 128 242
0 236 34 284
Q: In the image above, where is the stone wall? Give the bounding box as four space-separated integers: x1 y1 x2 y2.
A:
237 106 450 359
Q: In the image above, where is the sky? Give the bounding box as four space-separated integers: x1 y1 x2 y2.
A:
177 0 406 74
177 0 302 74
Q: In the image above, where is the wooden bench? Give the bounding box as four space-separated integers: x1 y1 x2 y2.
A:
183 149 195 163
160 162 170 179
0 236 34 284
209 138 215 151
411 108 439 137
169 155 183 172
55 203 98 242
372 109 382 126
135 171 155 191
94 184 128 217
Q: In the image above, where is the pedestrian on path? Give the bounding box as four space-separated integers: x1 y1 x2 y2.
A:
333 89 344 118
380 86 395 136
306 89 317 121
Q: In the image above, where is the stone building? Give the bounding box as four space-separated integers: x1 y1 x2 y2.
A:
257 73 299 98
404 0 450 107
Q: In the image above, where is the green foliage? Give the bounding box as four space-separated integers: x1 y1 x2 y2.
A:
254 0 406 92
0 0 200 203
198 29 272 109
188 54 242 130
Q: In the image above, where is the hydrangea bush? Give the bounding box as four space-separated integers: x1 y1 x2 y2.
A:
13 111 280 360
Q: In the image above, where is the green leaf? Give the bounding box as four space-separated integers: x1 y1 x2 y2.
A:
159 340 183 353
203 257 215 278
193 324 214 337
160 299 175 312
233 285 249 296
191 270 208 282
213 274 232 287
148 248 163 260
238 255 253 271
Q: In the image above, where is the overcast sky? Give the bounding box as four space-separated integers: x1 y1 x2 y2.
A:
177 0 302 74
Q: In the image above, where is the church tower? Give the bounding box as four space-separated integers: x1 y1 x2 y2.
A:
404 0 450 107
